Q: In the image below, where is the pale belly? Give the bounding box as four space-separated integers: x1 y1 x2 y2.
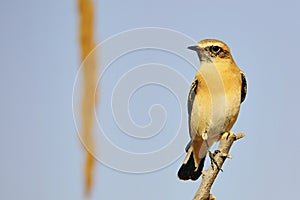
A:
189 85 241 141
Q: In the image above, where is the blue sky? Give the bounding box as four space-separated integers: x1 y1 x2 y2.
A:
1 0 300 199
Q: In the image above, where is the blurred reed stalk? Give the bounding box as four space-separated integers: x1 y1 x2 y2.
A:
78 0 98 198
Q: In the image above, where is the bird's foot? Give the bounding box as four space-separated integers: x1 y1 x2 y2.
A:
208 150 223 172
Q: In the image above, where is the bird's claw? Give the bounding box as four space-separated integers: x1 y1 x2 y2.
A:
209 150 223 172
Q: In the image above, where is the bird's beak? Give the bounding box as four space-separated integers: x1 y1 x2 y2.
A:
187 45 200 51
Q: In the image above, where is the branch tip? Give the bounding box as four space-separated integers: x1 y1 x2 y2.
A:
235 133 245 140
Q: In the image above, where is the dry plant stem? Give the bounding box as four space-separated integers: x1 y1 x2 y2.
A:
193 132 245 200
78 0 97 197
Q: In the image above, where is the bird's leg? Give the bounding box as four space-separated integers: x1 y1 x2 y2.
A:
202 132 223 172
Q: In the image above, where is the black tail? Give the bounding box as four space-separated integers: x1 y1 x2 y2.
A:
177 152 206 181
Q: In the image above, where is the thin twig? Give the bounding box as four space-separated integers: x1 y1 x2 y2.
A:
192 132 245 200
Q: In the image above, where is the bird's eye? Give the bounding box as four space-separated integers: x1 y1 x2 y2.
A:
210 46 221 54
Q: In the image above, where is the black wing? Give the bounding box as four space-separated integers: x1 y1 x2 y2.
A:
188 79 198 132
185 79 198 152
241 71 247 103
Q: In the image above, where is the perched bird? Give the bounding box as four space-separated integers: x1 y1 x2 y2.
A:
178 39 247 181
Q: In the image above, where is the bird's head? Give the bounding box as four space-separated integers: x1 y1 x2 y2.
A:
188 39 233 64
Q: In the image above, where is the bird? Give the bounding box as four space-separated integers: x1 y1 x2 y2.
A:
177 39 247 181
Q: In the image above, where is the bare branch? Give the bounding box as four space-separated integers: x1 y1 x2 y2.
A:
192 132 245 200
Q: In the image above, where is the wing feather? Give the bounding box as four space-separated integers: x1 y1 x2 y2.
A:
241 71 247 103
187 79 198 142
